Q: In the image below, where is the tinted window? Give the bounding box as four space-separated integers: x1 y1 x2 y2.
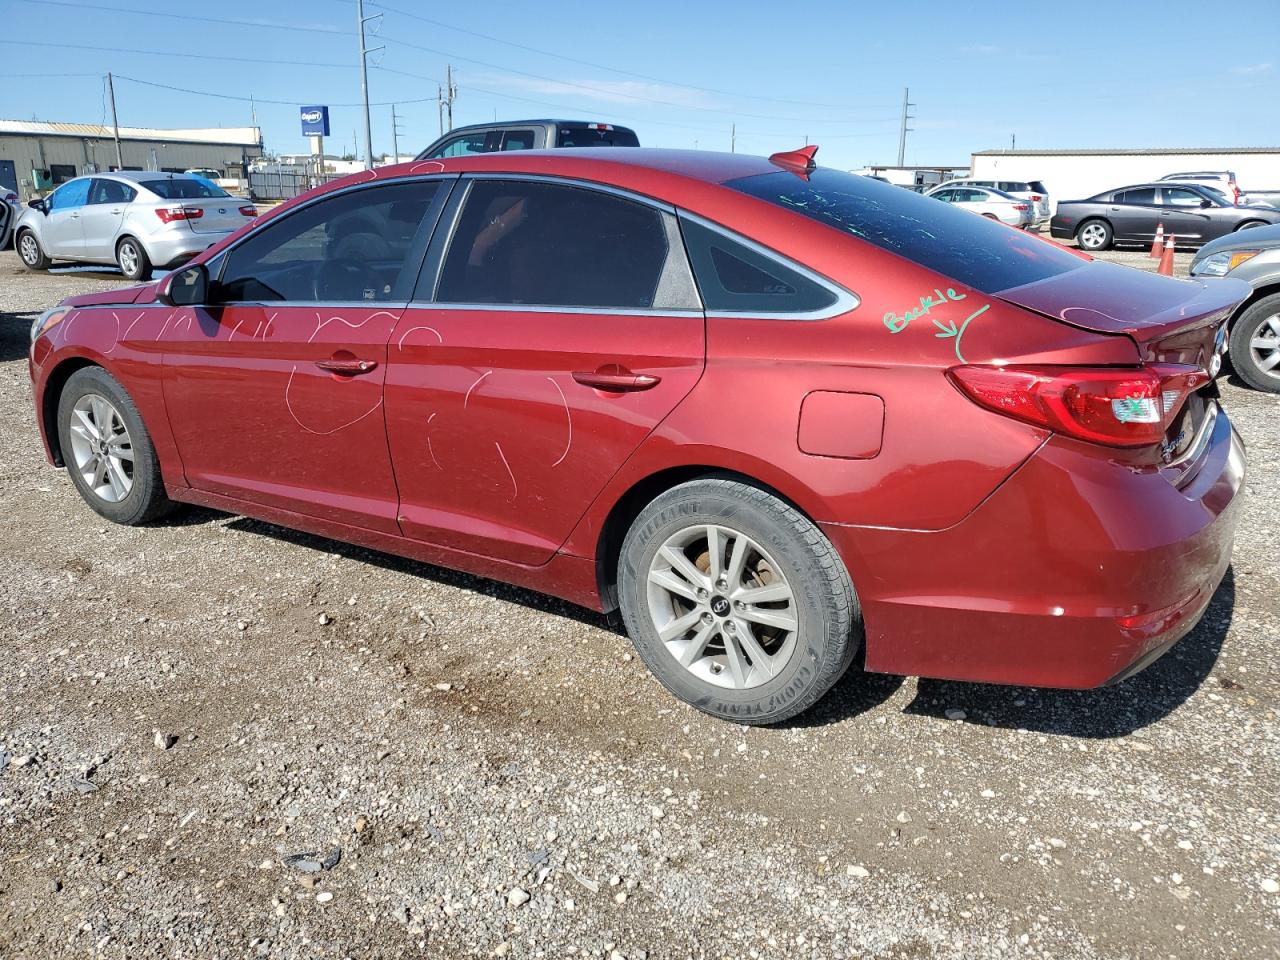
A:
500 130 535 151
1027 181 1048 194
555 125 640 148
217 180 441 303
681 217 837 315
436 179 669 308
88 179 136 205
728 167 1083 294
142 177 229 200
1114 188 1156 204
931 189 956 202
47 178 90 211
1162 187 1209 206
428 132 493 159
998 181 1030 192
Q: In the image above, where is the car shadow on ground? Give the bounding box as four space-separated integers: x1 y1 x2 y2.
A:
901 567 1235 738
0 309 37 362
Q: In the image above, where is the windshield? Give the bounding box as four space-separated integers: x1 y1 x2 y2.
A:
727 167 1083 294
141 177 229 200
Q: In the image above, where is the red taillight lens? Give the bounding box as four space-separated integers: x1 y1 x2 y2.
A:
948 364 1210 447
155 206 203 223
238 205 258 217
1029 194 1043 201
1013 203 1029 211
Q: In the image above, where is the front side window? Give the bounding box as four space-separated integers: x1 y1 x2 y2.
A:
436 179 674 309
47 178 90 211
428 132 493 159
1162 187 1210 207
142 177 229 200
217 180 442 303
727 167 1083 294
88 179 137 205
931 189 956 203
680 217 838 316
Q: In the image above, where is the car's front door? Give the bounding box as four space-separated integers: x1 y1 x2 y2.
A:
1156 186 1214 244
80 178 136 261
162 177 450 532
42 178 90 257
384 176 706 565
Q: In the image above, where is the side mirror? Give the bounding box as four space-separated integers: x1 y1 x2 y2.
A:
28 198 46 213
159 263 208 306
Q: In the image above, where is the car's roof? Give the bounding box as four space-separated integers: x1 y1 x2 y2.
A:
97 170 206 184
444 119 637 132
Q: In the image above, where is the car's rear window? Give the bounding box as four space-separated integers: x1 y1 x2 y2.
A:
141 178 229 200
727 168 1083 294
555 125 640 148
1027 180 1048 194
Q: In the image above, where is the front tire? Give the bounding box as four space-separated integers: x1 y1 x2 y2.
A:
57 367 174 524
1076 218 1112 251
116 237 152 281
17 229 51 270
618 478 860 725
1228 293 1280 392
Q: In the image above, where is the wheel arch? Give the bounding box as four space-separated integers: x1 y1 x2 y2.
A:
1227 280 1280 327
40 357 101 467
592 464 826 613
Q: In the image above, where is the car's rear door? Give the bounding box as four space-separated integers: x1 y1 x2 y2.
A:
162 177 450 532
383 175 705 565
80 178 135 261
1109 187 1158 242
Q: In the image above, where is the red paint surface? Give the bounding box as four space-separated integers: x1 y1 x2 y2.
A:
28 149 1247 690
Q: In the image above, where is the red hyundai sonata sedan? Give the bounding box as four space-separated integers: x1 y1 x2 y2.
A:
27 147 1247 724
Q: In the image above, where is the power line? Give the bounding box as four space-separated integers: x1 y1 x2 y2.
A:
114 74 439 109
23 0 347 35
0 38 354 69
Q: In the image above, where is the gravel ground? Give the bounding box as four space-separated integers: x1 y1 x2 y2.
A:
1 242 1277 960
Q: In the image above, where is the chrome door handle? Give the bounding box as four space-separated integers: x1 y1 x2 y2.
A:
572 370 661 392
315 358 378 375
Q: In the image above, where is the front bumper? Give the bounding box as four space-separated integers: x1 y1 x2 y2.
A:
823 403 1244 689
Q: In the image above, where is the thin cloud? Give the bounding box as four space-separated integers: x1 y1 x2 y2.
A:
1231 62 1272 75
960 44 1002 55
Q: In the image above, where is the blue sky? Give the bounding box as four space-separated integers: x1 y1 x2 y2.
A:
3 0 1277 168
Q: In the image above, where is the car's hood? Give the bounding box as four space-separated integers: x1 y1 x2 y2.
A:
1194 222 1280 259
60 282 158 308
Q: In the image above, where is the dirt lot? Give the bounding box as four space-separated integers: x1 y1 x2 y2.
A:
1 243 1277 960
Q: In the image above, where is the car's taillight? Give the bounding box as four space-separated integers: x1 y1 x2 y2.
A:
155 206 204 223
1029 194 1043 202
239 205 258 217
1013 203 1029 211
947 364 1211 447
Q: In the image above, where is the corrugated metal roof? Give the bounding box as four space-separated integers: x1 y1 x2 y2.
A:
0 119 262 146
972 147 1280 157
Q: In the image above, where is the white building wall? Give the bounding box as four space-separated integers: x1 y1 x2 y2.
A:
970 151 1280 214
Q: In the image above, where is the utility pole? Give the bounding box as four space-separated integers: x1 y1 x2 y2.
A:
391 104 401 164
355 0 383 171
437 87 444 138
730 123 736 153
445 65 456 131
897 87 915 166
106 72 123 171
1010 133 1016 151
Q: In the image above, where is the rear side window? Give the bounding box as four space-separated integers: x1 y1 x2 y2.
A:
88 179 137 204
142 178 229 200
217 180 442 303
680 217 839 316
436 179 676 309
998 181 1029 192
728 167 1083 294
555 125 640 148
1114 187 1156 204
500 130 535 151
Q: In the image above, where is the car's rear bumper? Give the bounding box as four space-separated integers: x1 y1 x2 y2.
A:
1049 223 1073 239
822 403 1244 689
145 229 234 269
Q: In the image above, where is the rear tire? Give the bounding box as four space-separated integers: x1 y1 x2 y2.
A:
617 478 861 725
57 367 174 524
116 237 152 282
1228 293 1280 393
1076 218 1112 251
1234 220 1266 232
17 229 50 270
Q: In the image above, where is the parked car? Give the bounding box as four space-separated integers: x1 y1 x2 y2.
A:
935 178 1050 223
1050 182 1280 251
28 146 1246 724
183 168 223 181
417 119 639 160
1190 222 1280 392
0 189 13 249
1158 171 1240 205
14 171 257 281
923 184 1033 227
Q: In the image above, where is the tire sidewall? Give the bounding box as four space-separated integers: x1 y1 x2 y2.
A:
618 484 853 724
1076 219 1110 250
57 367 162 524
1228 295 1280 393
117 238 149 281
18 230 45 269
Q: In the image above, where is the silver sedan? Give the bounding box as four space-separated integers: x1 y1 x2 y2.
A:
14 171 257 281
923 184 1034 228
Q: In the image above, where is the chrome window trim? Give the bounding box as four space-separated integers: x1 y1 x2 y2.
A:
403 302 701 317
677 211 860 321
458 172 678 215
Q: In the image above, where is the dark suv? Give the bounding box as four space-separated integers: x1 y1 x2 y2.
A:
416 120 639 160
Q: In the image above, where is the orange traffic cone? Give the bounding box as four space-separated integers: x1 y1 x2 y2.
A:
1157 232 1176 276
1149 221 1165 259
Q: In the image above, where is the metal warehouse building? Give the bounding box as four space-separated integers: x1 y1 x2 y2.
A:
0 120 263 200
970 147 1280 214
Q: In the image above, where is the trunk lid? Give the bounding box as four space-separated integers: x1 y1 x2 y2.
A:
182 200 248 235
995 260 1247 365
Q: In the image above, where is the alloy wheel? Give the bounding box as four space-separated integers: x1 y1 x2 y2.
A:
1250 313 1280 380
1080 223 1107 249
645 523 798 689
67 393 134 503
118 242 139 276
19 233 39 265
